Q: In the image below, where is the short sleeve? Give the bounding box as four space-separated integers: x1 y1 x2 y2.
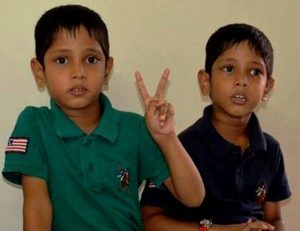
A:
2 107 48 185
141 180 194 221
140 180 169 206
265 144 291 202
137 120 170 187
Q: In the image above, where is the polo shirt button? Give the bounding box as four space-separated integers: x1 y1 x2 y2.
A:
84 137 92 145
88 163 94 171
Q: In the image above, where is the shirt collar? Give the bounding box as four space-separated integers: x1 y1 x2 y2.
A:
50 93 119 143
247 112 267 151
194 105 267 158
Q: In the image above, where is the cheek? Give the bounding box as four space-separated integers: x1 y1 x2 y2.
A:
252 83 267 96
87 64 106 77
46 80 67 97
86 74 106 92
44 71 69 93
90 78 105 91
210 79 230 94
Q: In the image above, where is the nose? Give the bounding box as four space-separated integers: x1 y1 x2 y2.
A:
234 74 248 87
71 63 85 80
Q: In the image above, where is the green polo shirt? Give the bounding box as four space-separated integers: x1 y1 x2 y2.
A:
3 93 170 230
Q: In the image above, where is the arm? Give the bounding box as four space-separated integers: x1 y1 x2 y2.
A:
135 69 204 207
22 175 52 231
142 205 275 231
160 136 204 207
142 205 199 231
263 201 285 231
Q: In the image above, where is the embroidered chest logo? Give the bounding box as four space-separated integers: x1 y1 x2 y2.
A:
255 183 267 205
117 168 130 191
5 137 29 154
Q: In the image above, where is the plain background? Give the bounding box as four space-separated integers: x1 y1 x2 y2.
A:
0 1 299 230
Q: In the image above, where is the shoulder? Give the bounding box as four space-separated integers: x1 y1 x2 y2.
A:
263 132 280 146
179 118 202 137
262 131 282 155
248 113 282 155
178 106 213 141
117 111 153 143
178 116 209 146
9 106 51 138
101 93 144 125
112 108 145 132
21 105 49 113
16 105 50 123
256 132 286 175
117 109 143 121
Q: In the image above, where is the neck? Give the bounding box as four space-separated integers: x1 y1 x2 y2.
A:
63 105 102 134
211 110 250 153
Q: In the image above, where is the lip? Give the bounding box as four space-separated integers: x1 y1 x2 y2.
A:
69 86 88 96
231 94 247 104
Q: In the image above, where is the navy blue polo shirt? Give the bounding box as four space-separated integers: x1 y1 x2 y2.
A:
141 105 291 224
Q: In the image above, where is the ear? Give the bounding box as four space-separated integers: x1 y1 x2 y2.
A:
198 69 211 96
262 77 274 101
31 58 46 91
103 57 114 90
104 57 114 84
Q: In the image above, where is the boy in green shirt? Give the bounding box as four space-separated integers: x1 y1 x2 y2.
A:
2 5 204 230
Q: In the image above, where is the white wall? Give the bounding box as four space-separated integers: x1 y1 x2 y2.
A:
1 0 299 230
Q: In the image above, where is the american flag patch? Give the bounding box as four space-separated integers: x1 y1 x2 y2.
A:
5 137 29 154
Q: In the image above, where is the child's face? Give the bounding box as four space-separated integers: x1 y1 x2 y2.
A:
32 25 112 114
203 41 273 119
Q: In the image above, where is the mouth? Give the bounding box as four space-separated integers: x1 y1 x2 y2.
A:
69 87 88 96
231 94 247 104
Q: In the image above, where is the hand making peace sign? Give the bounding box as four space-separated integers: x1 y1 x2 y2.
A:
135 68 175 138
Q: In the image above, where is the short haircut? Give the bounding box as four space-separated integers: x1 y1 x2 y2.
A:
205 23 273 78
34 4 109 67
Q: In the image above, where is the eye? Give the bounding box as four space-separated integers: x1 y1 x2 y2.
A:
55 57 68 64
222 66 233 73
86 56 99 64
250 68 262 76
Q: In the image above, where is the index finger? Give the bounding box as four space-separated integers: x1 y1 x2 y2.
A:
135 71 150 102
154 68 170 99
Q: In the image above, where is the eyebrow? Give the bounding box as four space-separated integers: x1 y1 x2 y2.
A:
48 47 103 55
218 58 265 66
84 48 103 54
250 61 265 67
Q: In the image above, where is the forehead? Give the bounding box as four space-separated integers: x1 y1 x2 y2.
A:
53 26 95 42
216 41 265 64
48 26 102 50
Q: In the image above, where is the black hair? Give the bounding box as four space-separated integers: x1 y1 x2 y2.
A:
205 23 273 77
34 4 109 67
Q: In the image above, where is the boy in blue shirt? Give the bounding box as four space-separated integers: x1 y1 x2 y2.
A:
2 5 204 230
141 23 291 231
